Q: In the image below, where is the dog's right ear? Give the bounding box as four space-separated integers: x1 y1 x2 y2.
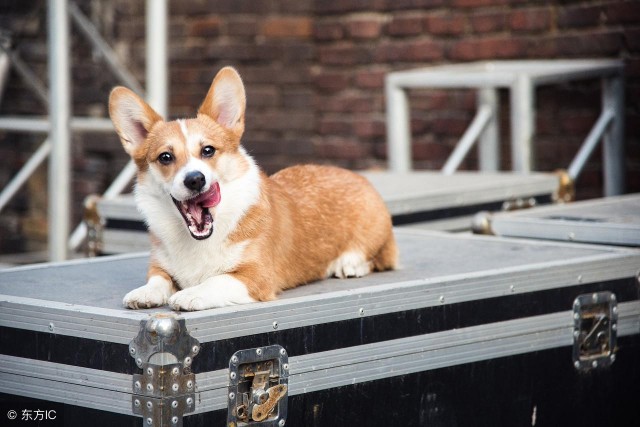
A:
108 87 163 157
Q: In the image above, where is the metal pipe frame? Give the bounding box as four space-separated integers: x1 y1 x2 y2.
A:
567 109 615 182
602 76 625 196
0 43 49 107
441 104 493 175
477 88 500 171
146 0 168 117
47 0 71 262
385 78 412 172
0 116 113 133
69 2 144 96
384 60 624 195
0 139 51 213
510 75 535 173
0 2 168 258
69 1 169 251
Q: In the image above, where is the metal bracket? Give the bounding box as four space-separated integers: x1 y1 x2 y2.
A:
501 196 537 212
573 291 618 371
129 314 200 426
228 345 289 427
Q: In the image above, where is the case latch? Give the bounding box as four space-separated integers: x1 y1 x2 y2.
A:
228 345 288 426
573 291 617 371
129 314 200 426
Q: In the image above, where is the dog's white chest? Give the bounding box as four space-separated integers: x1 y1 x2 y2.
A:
159 237 248 289
135 188 250 289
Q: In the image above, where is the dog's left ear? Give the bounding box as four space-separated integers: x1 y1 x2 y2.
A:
198 67 246 136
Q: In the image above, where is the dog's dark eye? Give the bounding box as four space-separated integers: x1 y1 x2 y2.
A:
201 145 216 158
158 152 173 165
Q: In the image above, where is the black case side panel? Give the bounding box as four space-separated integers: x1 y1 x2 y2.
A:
0 394 139 427
184 336 640 427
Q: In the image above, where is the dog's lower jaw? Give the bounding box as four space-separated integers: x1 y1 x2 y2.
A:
172 197 215 240
168 274 256 311
123 275 175 309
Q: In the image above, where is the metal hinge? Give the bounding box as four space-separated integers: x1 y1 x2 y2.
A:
573 291 618 371
227 345 289 427
129 314 200 426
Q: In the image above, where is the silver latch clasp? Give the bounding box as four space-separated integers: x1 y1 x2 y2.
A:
573 291 618 371
228 345 289 426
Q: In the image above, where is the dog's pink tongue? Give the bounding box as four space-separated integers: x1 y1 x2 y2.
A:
197 182 221 208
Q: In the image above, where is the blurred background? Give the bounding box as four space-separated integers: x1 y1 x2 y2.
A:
0 0 638 260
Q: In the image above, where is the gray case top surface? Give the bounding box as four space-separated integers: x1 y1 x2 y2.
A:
491 193 640 246
0 229 632 314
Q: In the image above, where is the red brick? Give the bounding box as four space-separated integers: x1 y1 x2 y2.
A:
346 15 386 39
315 137 371 160
375 39 445 62
261 17 313 39
314 20 345 40
353 118 386 138
226 16 259 38
187 15 222 38
553 31 622 57
412 140 451 162
246 86 281 108
526 36 558 58
313 71 350 93
557 5 602 29
509 8 551 33
470 11 507 33
382 0 446 11
410 91 442 110
355 68 387 89
318 44 372 65
604 2 640 25
623 58 640 78
450 37 526 61
451 0 508 8
386 14 424 37
431 113 472 135
624 29 640 52
318 117 352 135
279 41 315 63
424 12 466 36
282 88 314 109
314 0 369 15
276 0 313 14
242 65 312 85
255 110 315 132
559 111 599 136
317 93 379 113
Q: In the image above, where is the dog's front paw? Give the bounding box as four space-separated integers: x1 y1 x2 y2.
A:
168 274 256 311
123 276 174 309
168 289 209 312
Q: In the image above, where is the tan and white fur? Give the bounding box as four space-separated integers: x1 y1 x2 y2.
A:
109 67 398 311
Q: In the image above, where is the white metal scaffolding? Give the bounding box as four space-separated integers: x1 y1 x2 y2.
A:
0 0 168 261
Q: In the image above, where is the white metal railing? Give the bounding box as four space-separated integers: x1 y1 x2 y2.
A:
385 60 626 196
0 0 168 261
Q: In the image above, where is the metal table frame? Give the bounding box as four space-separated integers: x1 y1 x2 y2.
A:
385 59 625 196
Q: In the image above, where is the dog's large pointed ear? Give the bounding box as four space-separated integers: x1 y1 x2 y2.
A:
198 67 246 136
109 87 163 157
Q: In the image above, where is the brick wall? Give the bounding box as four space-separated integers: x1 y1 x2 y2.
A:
0 0 639 254
312 0 640 196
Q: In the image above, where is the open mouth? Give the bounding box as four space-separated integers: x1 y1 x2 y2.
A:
172 182 221 240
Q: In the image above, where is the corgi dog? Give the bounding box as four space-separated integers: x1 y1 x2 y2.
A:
108 67 398 311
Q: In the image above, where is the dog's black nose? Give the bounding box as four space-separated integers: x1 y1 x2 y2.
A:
184 171 206 191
